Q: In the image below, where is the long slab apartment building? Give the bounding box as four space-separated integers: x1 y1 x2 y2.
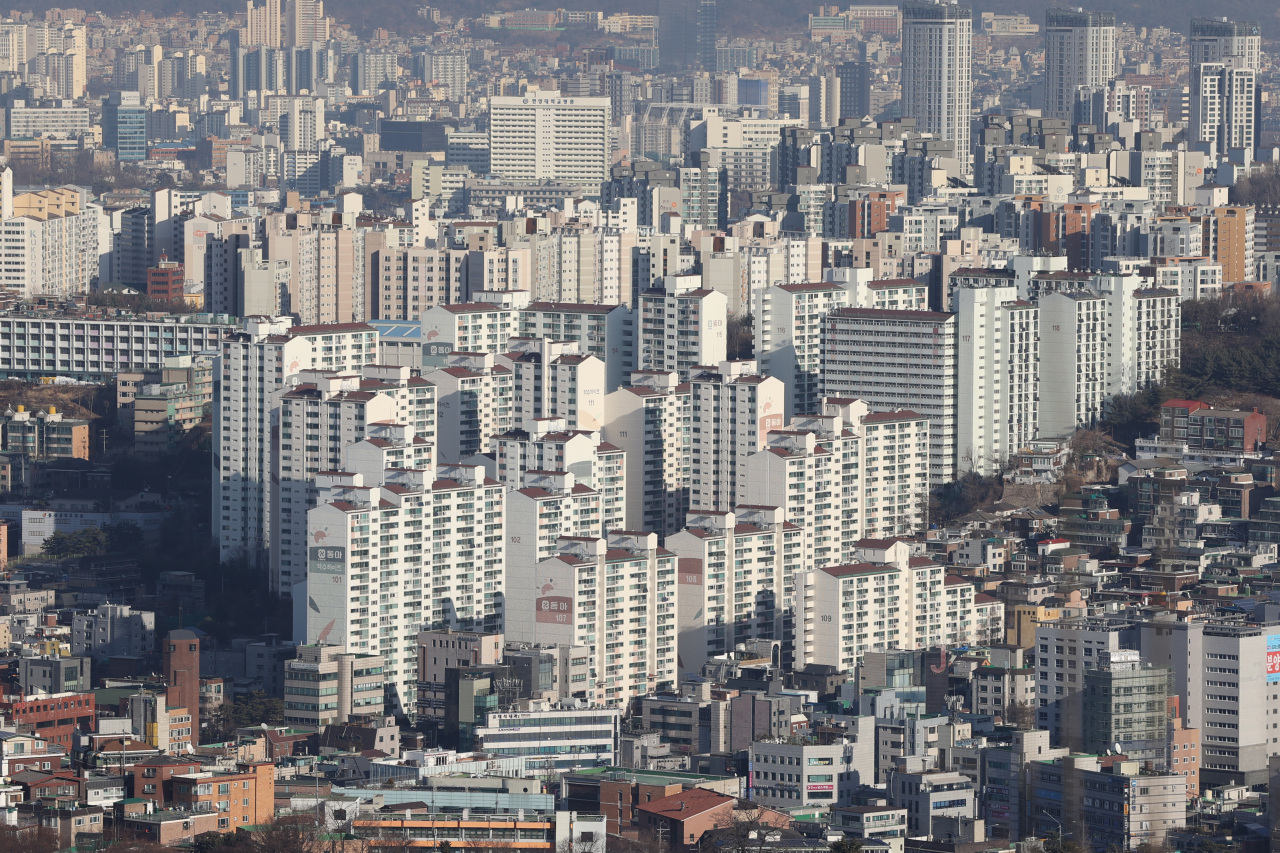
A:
0 311 238 382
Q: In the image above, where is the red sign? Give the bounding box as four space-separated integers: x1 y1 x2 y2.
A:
535 596 573 624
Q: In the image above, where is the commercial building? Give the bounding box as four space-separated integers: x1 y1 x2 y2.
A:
475 703 620 770
282 644 386 727
749 736 874 809
1028 755 1186 850
1082 650 1171 768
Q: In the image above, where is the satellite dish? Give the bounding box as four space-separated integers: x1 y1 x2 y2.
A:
1113 743 1123 754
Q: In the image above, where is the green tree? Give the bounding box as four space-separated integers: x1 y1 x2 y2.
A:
830 838 863 853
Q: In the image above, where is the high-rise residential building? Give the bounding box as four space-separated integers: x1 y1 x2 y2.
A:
954 283 1038 477
506 469 617 575
603 370 691 537
285 0 329 48
103 91 146 161
273 365 435 595
901 1 973 172
489 89 610 186
667 506 803 674
755 280 853 419
419 51 468 100
696 0 718 71
214 317 379 570
506 533 677 707
245 0 283 47
493 418 626 516
822 307 959 483
837 60 872 120
658 0 698 69
305 463 505 714
1037 290 1107 436
688 361 784 513
637 283 728 382
0 182 103 299
497 339 607 431
423 352 515 462
1189 17 1261 151
1043 9 1116 122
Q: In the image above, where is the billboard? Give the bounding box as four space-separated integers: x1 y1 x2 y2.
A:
1268 635 1280 683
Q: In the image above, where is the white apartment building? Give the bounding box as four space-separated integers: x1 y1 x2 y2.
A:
1095 275 1181 394
215 318 379 570
857 408 931 539
667 507 804 676
1043 9 1116 122
498 339 607 431
0 313 232 383
493 419 626 521
305 463 506 713
370 246 467 321
637 283 728 381
1037 291 1107 437
421 303 518 360
0 182 103 298
689 361 785 513
901 1 973 172
489 89 610 185
507 470 608 575
424 352 514 461
602 370 691 537
71 603 155 660
754 280 853 419
1189 18 1260 151
273 365 435 595
507 534 677 707
798 540 957 672
517 302 634 392
822 307 958 482
954 284 1039 477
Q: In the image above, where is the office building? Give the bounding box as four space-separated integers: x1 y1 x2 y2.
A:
103 91 146 161
282 644 386 727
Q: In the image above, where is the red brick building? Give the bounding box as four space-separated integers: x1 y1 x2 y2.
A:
146 256 185 302
0 692 95 749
